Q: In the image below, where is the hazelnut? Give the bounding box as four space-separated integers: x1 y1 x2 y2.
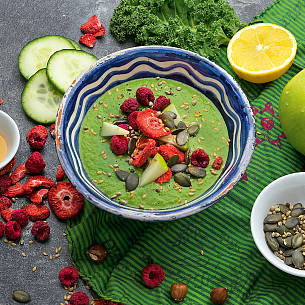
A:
210 287 227 304
170 283 188 302
87 244 107 263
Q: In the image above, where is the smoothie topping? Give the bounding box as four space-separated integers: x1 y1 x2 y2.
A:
153 95 171 111
128 111 139 130
136 87 155 106
110 135 128 155
120 98 139 114
190 149 210 168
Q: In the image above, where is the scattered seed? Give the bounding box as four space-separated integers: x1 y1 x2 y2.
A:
49 254 53 260
28 240 34 245
176 87 182 91
21 253 26 257
182 115 187 119
142 194 147 199
202 108 208 112
32 266 37 272
200 249 204 255
139 205 144 209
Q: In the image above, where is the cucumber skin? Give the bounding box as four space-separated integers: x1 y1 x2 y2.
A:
68 39 82 50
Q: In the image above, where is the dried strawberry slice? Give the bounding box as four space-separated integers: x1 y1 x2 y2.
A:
212 156 223 170
1 208 14 222
56 165 66 181
10 164 28 184
158 144 185 163
79 34 96 48
0 157 16 176
154 168 172 183
24 204 50 221
94 26 106 38
26 125 48 141
133 139 156 167
50 123 55 139
81 15 102 34
0 98 3 105
29 188 49 204
2 183 25 197
23 176 55 194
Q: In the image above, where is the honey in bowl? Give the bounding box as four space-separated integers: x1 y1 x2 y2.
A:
0 132 8 162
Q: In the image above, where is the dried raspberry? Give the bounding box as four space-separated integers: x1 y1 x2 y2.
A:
110 135 128 155
120 98 139 114
24 204 50 221
10 164 28 184
31 220 50 242
158 144 185 163
0 175 12 195
1 208 14 222
26 125 48 141
70 292 89 305
81 15 102 34
0 196 12 211
11 209 29 226
155 168 172 183
48 181 84 220
94 26 106 38
5 221 22 240
212 156 223 170
29 188 49 204
0 157 16 175
56 165 66 181
136 87 155 106
58 266 79 286
117 124 129 131
2 183 25 197
142 264 165 287
133 139 156 167
191 149 210 168
27 132 46 150
25 152 46 174
94 300 107 305
0 221 4 237
153 96 171 111
23 176 55 194
50 123 55 138
128 111 139 130
79 34 96 48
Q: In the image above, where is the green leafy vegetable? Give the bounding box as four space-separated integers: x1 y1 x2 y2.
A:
110 0 245 59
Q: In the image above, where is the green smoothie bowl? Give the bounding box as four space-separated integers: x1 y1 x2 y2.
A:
56 46 255 221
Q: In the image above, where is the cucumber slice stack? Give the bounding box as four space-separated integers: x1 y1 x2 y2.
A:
19 35 97 123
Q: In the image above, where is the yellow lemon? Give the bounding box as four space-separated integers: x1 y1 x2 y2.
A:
227 23 297 83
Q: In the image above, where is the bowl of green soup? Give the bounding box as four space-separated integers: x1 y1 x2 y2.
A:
56 46 255 221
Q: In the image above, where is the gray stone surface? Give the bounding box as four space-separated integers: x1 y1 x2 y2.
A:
0 0 274 304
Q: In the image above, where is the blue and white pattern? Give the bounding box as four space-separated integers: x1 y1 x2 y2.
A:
56 46 255 221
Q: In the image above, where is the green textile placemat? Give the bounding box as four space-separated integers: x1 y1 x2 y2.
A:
66 0 305 304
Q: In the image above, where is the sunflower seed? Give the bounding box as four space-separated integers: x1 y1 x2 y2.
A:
167 155 180 167
285 217 299 229
293 203 303 209
174 173 191 187
115 170 130 182
12 290 31 303
171 164 188 174
128 137 137 155
291 208 305 217
187 124 200 137
176 121 187 129
265 232 279 251
284 256 293 266
292 233 303 249
264 213 282 224
292 251 304 268
188 166 206 178
176 130 189 146
125 173 139 191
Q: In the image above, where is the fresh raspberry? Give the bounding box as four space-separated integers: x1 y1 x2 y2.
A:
94 26 106 38
137 109 171 139
27 132 46 150
2 183 25 197
136 87 155 106
10 164 28 184
79 34 96 48
70 292 89 305
48 181 84 220
0 175 12 195
0 157 16 175
120 98 139 114
50 123 55 138
191 149 210 168
0 196 12 211
29 188 49 204
5 221 22 240
31 220 50 242
155 168 172 183
25 152 46 174
110 135 128 155
0 221 4 237
212 156 223 170
56 165 66 181
153 96 171 111
81 15 102 34
1 208 14 222
142 264 165 287
24 204 50 221
158 144 185 163
58 266 79 286
26 125 48 141
11 209 29 226
128 111 139 130
133 139 156 167
23 176 55 194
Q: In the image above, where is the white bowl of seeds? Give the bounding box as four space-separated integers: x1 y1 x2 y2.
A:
251 172 305 277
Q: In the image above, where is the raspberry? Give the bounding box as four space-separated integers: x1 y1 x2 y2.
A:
56 165 66 181
191 149 210 168
0 221 4 237
155 168 172 183
23 176 55 194
26 125 48 141
29 188 49 204
2 183 25 197
81 15 102 34
158 144 185 163
142 264 165 287
25 152 46 174
133 139 157 167
94 300 107 305
1 208 14 222
136 87 155 106
70 292 89 305
58 266 79 286
212 156 223 170
0 196 12 211
10 164 28 184
120 98 139 114
11 209 29 226
0 157 16 175
27 132 46 150
31 220 50 242
117 124 129 131
50 123 55 138
79 34 96 48
153 96 171 111
48 181 84 219
110 135 128 155
128 111 139 130
5 221 22 240
24 204 50 221
0 175 12 195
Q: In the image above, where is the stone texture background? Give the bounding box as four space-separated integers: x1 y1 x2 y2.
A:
0 0 273 304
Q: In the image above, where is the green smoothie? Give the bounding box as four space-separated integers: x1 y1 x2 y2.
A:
79 78 229 209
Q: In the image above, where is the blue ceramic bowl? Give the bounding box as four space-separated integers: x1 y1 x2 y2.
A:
56 46 255 221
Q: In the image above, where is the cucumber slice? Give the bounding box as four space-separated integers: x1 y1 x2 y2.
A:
21 69 63 124
47 49 98 94
68 39 82 50
19 35 74 80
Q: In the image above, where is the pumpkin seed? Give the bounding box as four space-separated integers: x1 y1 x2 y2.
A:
163 111 177 119
277 236 292 248
174 173 191 187
12 290 31 303
264 213 282 224
285 217 299 229
276 225 287 235
292 251 304 268
125 173 139 191
293 203 303 209
187 124 200 137
291 208 305 217
188 166 206 178
265 232 279 251
128 137 137 155
171 128 186 135
279 204 289 214
171 164 188 174
176 121 187 129
284 256 293 266
115 170 129 182
167 155 180 167
283 249 296 257
263 223 278 232
176 130 189 146
292 233 303 249
161 112 175 129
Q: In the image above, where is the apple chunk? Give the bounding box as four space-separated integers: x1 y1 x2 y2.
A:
100 122 129 136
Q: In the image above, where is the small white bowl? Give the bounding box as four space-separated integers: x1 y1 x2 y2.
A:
0 111 20 170
251 172 305 277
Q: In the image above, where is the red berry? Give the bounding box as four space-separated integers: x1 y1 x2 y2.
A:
50 123 55 139
153 96 171 111
0 157 16 176
212 156 223 170
133 139 157 167
128 111 139 130
0 196 12 211
110 135 128 155
10 164 28 184
79 34 96 48
191 149 210 168
117 124 129 131
94 300 108 305
120 98 139 114
29 188 49 204
31 220 50 242
94 26 106 38
58 266 79 286
24 204 50 222
5 221 22 240
48 181 84 220
155 168 172 183
142 264 165 287
23 176 55 194
158 144 185 163
1 208 14 222
70 292 89 305
56 165 66 181
2 183 25 197
26 125 48 141
81 15 102 34
0 221 4 237
25 152 46 174
11 209 29 226
0 175 12 195
136 87 155 106
27 132 46 150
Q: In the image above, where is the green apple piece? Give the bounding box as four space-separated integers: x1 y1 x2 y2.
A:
158 134 189 151
100 122 129 136
139 153 168 187
162 103 182 126
279 69 305 155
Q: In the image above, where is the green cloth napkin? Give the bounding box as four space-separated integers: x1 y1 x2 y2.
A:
66 0 305 303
